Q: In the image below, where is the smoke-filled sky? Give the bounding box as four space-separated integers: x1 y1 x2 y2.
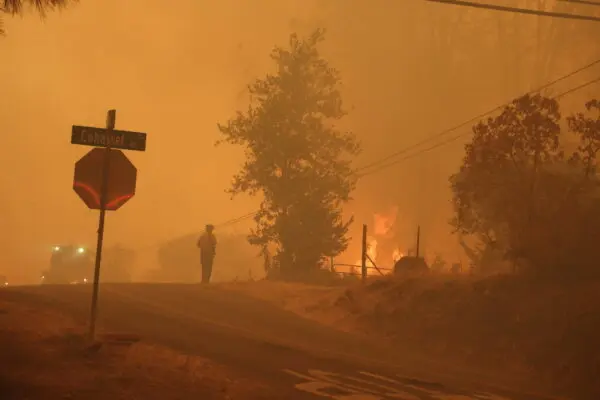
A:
1 0 599 280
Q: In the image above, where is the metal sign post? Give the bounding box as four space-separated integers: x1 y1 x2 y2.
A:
70 109 147 342
88 109 115 341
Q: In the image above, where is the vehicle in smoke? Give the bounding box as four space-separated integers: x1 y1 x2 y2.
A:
41 244 135 284
41 245 94 284
0 274 7 287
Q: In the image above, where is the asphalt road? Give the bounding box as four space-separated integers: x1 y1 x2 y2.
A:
1 284 558 400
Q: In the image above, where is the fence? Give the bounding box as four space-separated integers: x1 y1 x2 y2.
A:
261 223 422 281
330 223 425 281
329 224 407 281
330 262 393 279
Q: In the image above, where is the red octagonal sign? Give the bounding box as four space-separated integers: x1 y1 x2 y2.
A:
73 148 137 211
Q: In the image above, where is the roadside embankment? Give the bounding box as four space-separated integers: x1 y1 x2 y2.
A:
224 275 600 399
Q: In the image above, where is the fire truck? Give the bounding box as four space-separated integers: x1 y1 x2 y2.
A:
41 245 94 284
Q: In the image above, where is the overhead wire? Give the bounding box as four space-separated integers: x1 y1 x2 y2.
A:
558 0 600 7
354 56 600 174
215 211 258 228
358 74 600 177
212 61 600 228
133 2 600 251
425 0 600 22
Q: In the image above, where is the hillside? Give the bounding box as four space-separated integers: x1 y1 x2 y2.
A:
225 274 600 399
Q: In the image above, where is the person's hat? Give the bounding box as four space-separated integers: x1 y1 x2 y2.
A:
206 224 215 230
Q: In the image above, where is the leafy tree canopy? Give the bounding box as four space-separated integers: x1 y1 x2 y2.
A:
451 93 600 277
217 29 360 280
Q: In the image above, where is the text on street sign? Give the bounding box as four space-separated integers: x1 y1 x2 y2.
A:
71 125 147 151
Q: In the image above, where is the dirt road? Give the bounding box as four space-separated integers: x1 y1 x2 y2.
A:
1 284 562 399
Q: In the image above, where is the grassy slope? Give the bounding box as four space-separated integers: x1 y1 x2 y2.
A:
224 275 600 399
0 294 273 399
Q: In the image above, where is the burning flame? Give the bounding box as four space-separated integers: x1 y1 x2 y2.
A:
373 206 398 237
337 206 404 277
352 238 401 276
365 238 378 268
392 248 403 262
368 207 402 275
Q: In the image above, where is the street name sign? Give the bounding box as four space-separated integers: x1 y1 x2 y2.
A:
71 125 147 151
69 109 148 343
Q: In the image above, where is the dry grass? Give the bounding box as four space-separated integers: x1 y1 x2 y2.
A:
0 297 273 399
223 274 600 399
222 280 355 329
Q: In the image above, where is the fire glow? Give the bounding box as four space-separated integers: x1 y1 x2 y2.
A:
339 207 404 277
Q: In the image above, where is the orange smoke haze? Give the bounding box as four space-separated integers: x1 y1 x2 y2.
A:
1 0 598 282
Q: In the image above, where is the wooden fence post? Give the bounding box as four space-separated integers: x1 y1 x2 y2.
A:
416 225 421 258
361 224 367 282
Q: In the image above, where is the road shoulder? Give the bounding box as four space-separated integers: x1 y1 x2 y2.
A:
0 294 274 400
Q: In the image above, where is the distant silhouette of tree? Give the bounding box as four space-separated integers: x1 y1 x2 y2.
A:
1 0 77 35
425 1 598 93
217 29 360 280
102 244 135 283
451 94 600 277
567 99 600 178
450 93 562 271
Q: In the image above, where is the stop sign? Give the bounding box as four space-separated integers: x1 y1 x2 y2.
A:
73 148 137 211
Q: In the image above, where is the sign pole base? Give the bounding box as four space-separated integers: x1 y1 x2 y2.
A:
88 110 116 342
88 206 106 341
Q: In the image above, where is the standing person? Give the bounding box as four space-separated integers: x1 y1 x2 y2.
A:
197 224 217 284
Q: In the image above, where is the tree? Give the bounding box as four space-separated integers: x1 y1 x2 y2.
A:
102 244 135 283
451 94 600 277
429 253 447 273
422 0 599 94
450 93 562 270
217 29 360 280
568 99 600 178
1 0 76 35
458 236 505 274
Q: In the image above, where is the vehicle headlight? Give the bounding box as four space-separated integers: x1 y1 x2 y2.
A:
76 247 85 254
53 246 61 252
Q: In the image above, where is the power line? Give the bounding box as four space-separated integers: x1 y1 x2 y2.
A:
136 75 600 248
552 74 600 98
558 0 600 7
425 0 600 22
132 211 258 251
355 57 600 173
216 211 258 227
216 73 600 228
138 58 600 238
358 74 600 177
